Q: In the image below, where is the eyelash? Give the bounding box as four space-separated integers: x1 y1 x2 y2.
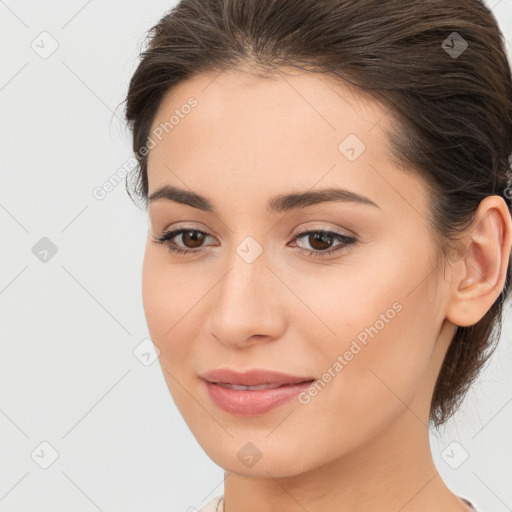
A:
152 225 357 259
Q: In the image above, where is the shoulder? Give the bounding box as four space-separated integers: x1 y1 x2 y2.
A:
193 495 223 512
459 496 480 512
190 495 482 512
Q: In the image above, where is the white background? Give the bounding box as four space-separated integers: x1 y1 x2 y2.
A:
1 1 511 511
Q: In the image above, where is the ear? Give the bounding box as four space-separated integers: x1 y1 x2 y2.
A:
445 195 512 327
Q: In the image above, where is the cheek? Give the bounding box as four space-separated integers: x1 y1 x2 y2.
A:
141 246 195 364
292 249 439 418
142 247 203 416
141 246 169 340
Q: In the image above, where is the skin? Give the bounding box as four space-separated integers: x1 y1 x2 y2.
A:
142 67 512 512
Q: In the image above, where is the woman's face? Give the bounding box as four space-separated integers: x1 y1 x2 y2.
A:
142 68 456 477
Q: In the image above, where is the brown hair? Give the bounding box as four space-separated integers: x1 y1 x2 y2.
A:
122 0 512 428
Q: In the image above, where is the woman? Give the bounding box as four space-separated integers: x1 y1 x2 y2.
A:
122 0 512 510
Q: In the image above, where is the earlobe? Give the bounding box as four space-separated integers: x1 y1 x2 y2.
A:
445 196 512 328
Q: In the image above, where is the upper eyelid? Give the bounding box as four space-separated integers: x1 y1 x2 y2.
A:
165 221 351 236
163 225 353 245
164 225 348 236
293 224 344 235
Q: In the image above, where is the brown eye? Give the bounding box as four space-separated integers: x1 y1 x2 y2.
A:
291 229 357 258
180 230 207 248
306 232 335 251
153 227 214 256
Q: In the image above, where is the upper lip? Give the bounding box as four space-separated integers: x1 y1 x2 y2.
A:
200 368 315 386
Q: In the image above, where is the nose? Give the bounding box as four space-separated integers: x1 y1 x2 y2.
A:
206 245 286 348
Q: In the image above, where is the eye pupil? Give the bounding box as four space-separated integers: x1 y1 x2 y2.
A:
183 230 205 248
309 232 333 250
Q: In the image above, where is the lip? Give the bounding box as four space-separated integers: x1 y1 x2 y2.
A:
200 368 315 386
200 368 316 416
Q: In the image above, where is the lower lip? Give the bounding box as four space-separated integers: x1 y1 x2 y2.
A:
202 379 314 416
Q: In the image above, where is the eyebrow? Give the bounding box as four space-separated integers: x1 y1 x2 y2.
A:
148 184 381 213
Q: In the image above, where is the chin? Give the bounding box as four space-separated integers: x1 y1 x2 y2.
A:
198 436 320 478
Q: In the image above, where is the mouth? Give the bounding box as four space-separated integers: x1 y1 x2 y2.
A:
199 368 316 416
211 381 314 391
199 367 316 387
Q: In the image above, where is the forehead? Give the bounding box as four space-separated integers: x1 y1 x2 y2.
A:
148 69 387 168
148 67 388 142
146 68 429 217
